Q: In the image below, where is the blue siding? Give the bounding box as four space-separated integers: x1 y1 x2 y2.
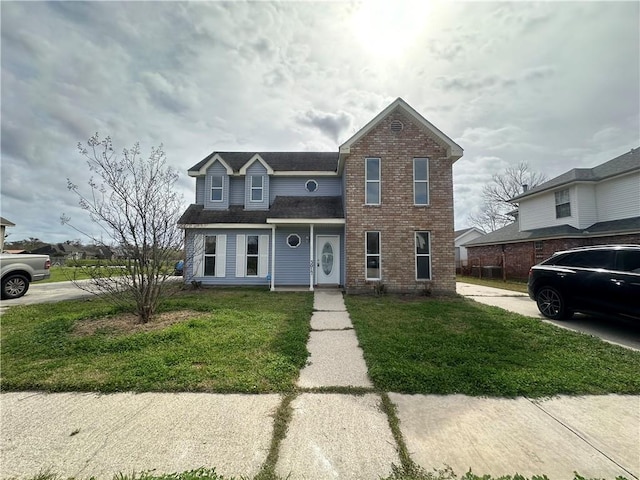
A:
195 177 205 205
204 162 230 210
245 163 269 210
185 228 273 286
274 227 312 285
270 177 342 203
229 177 244 205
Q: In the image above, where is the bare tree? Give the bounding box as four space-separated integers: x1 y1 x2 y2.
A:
468 162 547 232
63 134 184 323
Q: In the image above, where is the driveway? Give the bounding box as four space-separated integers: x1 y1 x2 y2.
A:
457 282 640 351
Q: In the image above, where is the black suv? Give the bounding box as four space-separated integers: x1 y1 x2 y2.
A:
528 245 640 320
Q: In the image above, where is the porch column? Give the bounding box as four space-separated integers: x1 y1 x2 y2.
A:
309 223 314 291
270 225 276 291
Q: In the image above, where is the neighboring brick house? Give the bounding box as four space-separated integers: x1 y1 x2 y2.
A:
178 98 463 294
465 148 640 279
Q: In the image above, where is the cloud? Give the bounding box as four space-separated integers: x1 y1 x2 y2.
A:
295 109 354 144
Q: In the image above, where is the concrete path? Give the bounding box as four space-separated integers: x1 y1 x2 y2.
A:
2 288 639 480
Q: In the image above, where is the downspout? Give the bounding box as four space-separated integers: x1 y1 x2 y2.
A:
271 225 276 291
309 223 314 291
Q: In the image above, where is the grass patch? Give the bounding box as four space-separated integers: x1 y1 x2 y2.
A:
41 266 95 283
346 295 640 397
1 288 312 393
457 275 528 294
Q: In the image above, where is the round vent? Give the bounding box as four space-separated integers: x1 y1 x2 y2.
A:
390 120 403 133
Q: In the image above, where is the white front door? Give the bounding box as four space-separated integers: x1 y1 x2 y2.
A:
316 235 340 285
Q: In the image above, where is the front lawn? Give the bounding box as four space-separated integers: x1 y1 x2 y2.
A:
346 295 640 397
1 289 313 393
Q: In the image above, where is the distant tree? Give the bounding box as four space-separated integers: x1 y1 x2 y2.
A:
468 162 547 233
5 237 47 252
63 134 184 323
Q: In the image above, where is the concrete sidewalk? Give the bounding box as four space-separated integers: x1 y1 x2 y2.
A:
1 289 638 480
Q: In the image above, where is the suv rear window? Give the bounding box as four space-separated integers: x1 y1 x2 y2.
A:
552 250 614 269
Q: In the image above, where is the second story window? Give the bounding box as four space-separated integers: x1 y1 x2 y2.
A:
555 189 571 218
413 158 429 205
211 176 223 202
365 157 380 205
251 175 263 202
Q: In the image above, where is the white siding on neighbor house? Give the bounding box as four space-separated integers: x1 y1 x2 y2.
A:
574 183 597 229
269 177 342 202
595 172 640 223
519 185 579 231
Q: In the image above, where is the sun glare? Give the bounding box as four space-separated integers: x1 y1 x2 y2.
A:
351 0 437 59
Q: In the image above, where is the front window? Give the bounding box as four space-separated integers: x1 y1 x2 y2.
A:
415 231 431 280
413 158 429 205
211 176 223 202
366 231 381 280
365 158 380 205
251 175 263 202
204 236 217 276
555 189 571 218
246 235 259 276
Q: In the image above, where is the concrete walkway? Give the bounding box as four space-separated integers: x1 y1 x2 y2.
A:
1 289 639 480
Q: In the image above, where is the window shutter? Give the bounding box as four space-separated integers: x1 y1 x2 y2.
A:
216 234 226 277
258 234 269 278
193 234 204 277
236 234 246 277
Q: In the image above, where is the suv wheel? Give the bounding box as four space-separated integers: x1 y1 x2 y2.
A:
536 286 572 320
1 274 30 299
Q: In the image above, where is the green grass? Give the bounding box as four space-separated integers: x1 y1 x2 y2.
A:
42 266 94 283
346 295 640 397
456 275 528 294
1 288 312 393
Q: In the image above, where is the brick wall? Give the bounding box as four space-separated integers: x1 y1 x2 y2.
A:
343 109 457 294
467 233 640 280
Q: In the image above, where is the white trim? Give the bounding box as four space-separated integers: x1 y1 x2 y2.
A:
286 233 301 248
193 234 205 277
272 171 339 177
309 224 314 291
365 157 381 205
179 224 273 229
188 154 233 176
250 175 264 202
258 234 269 278
266 218 345 225
365 231 381 281
239 154 274 175
413 158 430 206
236 234 246 277
216 234 227 277
270 226 276 291
210 174 224 202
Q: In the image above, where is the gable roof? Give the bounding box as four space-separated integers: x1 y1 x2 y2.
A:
455 227 484 239
0 217 15 227
510 147 640 202
338 97 463 162
188 152 339 176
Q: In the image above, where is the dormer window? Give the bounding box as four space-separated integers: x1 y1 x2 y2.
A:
211 175 223 202
251 175 264 202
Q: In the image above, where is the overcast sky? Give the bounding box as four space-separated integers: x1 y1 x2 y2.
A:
1 1 638 245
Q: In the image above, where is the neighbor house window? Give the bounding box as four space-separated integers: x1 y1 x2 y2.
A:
251 175 263 202
415 231 431 280
555 189 571 218
246 235 259 276
211 175 223 202
413 158 429 205
365 157 380 205
204 236 217 275
366 231 381 280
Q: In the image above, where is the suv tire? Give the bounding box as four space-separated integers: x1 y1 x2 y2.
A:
1 274 30 299
536 286 573 320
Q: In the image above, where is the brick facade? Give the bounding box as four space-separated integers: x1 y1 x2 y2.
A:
467 233 640 280
343 109 457 294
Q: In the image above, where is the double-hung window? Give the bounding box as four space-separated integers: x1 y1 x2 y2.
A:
246 235 259 276
211 176 223 202
251 175 263 202
366 231 381 280
204 236 217 275
415 231 431 280
555 189 571 218
365 158 380 205
413 158 429 205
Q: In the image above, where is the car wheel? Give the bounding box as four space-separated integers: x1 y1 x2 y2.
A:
536 286 572 320
1 274 30 299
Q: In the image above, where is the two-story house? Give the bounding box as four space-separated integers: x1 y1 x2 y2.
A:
178 98 463 294
465 147 640 279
